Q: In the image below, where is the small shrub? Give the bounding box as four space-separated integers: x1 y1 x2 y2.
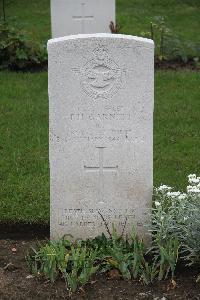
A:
63 243 98 292
141 16 200 64
26 238 72 282
27 238 98 293
152 174 200 279
103 227 132 279
0 20 47 71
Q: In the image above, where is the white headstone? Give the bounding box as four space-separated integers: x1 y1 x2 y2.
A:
48 33 154 241
51 0 115 38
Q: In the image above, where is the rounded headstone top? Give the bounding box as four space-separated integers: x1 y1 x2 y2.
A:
47 33 154 48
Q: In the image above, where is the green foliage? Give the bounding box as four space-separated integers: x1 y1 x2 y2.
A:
131 228 146 279
0 20 47 70
103 227 132 280
27 226 182 293
130 228 179 283
181 201 200 266
86 227 149 281
2 0 200 69
64 243 98 292
117 0 200 46
157 239 180 280
141 16 200 64
141 16 170 61
3 0 200 45
140 261 158 285
26 238 72 282
27 238 98 293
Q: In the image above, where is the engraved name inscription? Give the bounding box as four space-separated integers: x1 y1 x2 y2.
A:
70 113 131 121
70 105 132 121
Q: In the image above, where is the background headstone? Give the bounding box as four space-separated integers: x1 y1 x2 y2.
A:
51 0 115 38
48 33 154 241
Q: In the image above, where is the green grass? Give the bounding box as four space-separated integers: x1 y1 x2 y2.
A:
0 71 199 223
117 0 200 43
1 0 200 44
1 0 51 43
154 71 200 188
0 71 49 223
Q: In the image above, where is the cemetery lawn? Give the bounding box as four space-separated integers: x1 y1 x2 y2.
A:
4 0 200 44
0 70 200 224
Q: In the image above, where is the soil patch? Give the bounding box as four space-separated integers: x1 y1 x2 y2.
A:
155 59 200 71
0 239 200 299
0 223 49 240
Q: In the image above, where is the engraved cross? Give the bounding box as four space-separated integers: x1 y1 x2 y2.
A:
72 3 94 34
84 147 118 204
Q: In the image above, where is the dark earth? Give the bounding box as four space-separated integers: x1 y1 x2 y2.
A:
1 225 200 300
155 59 200 71
10 59 200 72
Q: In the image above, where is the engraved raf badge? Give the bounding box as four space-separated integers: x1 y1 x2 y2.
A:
72 46 124 99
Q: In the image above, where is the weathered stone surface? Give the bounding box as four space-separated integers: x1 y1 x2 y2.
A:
48 33 154 240
51 0 115 38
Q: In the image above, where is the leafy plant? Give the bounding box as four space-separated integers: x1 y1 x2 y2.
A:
141 16 200 64
152 174 200 280
64 243 98 292
140 261 158 285
141 16 171 61
130 228 146 279
0 20 47 70
157 238 180 280
27 238 98 293
26 238 72 282
104 230 132 279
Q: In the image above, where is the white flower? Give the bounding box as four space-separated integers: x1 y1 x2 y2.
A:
183 217 188 221
192 188 200 193
166 191 181 198
155 201 161 207
187 186 200 193
178 193 187 200
188 174 196 180
160 216 164 221
187 185 193 191
188 178 200 184
157 185 172 192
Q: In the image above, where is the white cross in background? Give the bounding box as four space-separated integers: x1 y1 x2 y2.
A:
84 147 118 204
72 3 94 33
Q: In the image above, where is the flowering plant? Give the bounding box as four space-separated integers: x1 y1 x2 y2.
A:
152 174 200 267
